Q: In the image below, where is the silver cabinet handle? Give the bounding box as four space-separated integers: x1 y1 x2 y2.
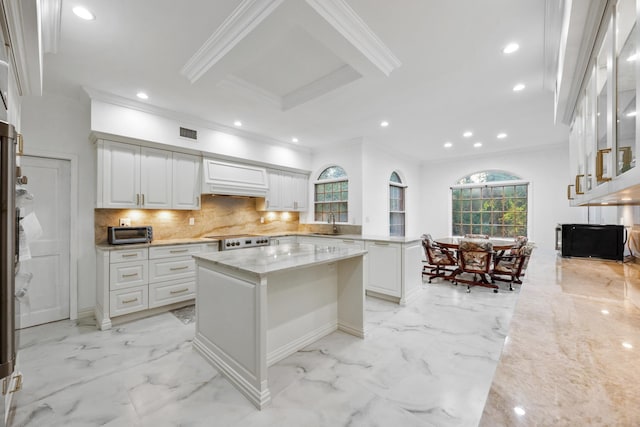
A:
196 196 200 207
122 253 138 258
136 193 140 205
122 272 139 278
170 288 189 294
169 249 189 253
122 297 138 304
170 266 189 271
374 242 390 246
141 194 145 205
342 239 355 243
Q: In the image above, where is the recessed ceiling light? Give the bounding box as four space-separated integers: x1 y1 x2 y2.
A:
513 83 526 92
136 92 148 100
292 137 299 143
72 6 95 20
627 111 637 117
513 406 526 416
233 120 242 127
622 342 633 349
474 142 482 148
444 142 453 148
497 133 507 139
463 131 473 138
503 43 519 54
380 121 389 127
601 309 609 315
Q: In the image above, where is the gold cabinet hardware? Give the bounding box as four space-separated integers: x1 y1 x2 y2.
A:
11 374 22 393
16 133 23 155
169 249 188 254
596 148 612 183
136 193 140 205
567 184 574 200
122 273 139 278
141 194 145 205
122 253 138 258
170 288 189 294
122 297 138 304
575 174 584 194
169 266 189 271
2 374 22 395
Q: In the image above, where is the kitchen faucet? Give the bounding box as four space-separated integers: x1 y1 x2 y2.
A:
328 213 339 234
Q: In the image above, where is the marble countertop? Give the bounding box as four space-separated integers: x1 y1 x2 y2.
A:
96 233 421 249
479 250 640 425
193 242 367 275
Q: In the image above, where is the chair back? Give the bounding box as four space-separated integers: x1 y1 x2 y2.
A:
421 234 456 266
518 243 534 273
421 234 438 264
458 239 493 274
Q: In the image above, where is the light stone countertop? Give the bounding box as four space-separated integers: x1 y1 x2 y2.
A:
193 242 367 276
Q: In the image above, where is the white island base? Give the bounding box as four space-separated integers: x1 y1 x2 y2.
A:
192 244 367 409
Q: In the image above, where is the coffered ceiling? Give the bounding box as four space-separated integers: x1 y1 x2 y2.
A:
41 0 569 162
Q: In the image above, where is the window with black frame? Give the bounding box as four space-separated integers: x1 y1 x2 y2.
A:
451 170 528 238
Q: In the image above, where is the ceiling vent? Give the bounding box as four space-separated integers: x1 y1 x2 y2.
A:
179 126 198 140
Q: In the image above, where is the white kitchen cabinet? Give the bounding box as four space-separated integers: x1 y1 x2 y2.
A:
202 158 268 197
173 152 201 210
365 241 402 297
140 147 173 209
96 140 172 209
258 170 309 211
95 242 217 330
96 140 140 208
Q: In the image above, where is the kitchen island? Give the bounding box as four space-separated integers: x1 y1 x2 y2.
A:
192 243 367 409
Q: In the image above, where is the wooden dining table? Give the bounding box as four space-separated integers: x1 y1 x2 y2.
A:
434 237 515 251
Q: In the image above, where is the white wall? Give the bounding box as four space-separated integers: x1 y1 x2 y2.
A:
361 142 421 236
91 100 312 171
21 90 96 314
419 144 585 250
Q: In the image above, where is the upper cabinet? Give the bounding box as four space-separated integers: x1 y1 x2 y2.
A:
567 0 640 205
202 158 268 197
96 140 201 210
257 169 309 212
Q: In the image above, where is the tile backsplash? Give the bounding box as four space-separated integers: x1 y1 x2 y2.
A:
94 196 299 244
94 195 362 244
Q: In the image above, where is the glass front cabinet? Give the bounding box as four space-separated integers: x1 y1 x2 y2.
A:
568 0 639 205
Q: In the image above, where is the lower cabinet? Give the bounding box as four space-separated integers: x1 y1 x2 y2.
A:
96 242 217 330
365 241 402 298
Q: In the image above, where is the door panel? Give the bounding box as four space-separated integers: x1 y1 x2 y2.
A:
17 156 71 328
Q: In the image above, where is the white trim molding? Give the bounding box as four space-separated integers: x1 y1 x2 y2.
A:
40 0 61 54
181 0 285 83
304 0 401 77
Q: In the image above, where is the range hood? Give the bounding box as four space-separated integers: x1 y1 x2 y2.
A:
202 158 268 197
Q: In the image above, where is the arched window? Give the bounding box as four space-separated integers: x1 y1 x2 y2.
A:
451 170 528 238
315 166 348 222
389 171 405 236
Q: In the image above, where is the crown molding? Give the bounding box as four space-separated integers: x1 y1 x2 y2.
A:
218 74 282 109
82 86 311 154
40 0 61 53
180 0 284 83
283 64 361 110
304 0 401 77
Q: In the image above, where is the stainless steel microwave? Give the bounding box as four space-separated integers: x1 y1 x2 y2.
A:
108 226 153 245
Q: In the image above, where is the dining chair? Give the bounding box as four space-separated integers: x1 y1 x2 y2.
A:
491 243 534 290
455 238 497 293
421 234 457 283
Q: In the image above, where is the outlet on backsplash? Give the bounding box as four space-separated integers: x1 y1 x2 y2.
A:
119 218 131 227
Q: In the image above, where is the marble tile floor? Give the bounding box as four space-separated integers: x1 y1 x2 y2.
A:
9 277 522 426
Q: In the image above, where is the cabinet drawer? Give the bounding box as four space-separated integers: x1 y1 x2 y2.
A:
110 286 148 316
148 256 195 282
110 261 148 290
149 244 204 259
149 278 195 308
110 248 148 263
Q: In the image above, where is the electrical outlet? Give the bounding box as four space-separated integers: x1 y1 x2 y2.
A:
189 217 195 226
119 218 131 227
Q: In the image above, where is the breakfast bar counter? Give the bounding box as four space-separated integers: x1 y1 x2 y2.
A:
192 243 367 409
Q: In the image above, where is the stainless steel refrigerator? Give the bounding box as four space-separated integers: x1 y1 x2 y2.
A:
0 121 19 423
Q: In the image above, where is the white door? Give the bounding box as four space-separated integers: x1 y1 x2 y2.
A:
17 156 71 328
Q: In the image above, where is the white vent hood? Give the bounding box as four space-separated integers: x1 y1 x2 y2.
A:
202 158 268 197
